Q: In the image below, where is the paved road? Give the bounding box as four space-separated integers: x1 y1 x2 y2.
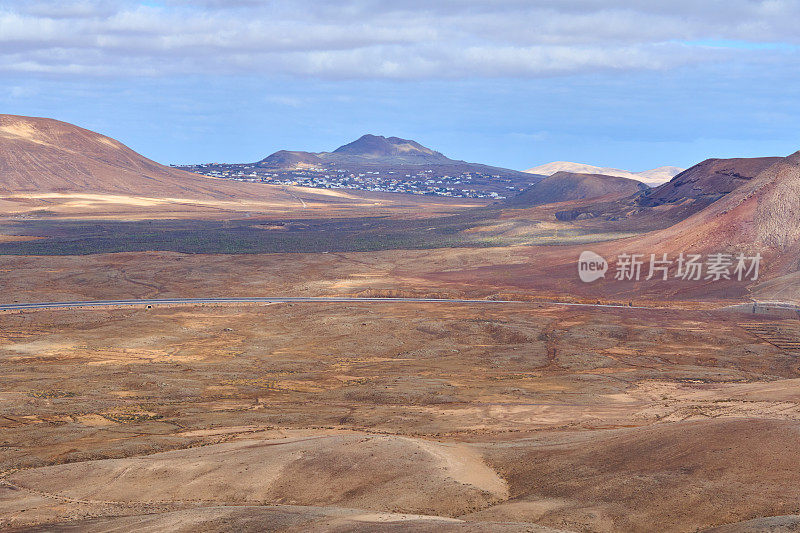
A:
0 296 678 312
0 297 509 311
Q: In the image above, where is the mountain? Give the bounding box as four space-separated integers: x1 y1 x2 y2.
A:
524 161 683 186
259 150 324 169
620 151 800 294
331 134 449 163
503 172 648 208
636 166 686 182
490 152 800 303
0 114 268 199
551 156 781 227
647 151 800 252
249 134 540 195
257 135 454 168
573 150 800 286
258 134 530 173
638 157 782 207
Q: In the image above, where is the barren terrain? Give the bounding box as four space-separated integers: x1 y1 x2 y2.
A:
2 300 800 532
2 116 800 532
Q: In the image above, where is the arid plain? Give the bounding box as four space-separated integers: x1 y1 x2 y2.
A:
2 115 800 532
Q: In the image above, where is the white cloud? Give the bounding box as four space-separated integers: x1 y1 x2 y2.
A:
0 0 796 79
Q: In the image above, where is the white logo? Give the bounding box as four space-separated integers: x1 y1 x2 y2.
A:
578 251 608 283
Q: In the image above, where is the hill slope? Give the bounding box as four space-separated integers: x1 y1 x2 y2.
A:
549 156 782 228
639 157 782 207
590 150 800 296
0 114 268 199
504 171 647 208
638 151 800 252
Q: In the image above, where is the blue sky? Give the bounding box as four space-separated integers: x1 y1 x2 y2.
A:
1 0 799 171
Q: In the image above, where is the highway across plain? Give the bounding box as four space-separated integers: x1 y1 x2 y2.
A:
0 296 674 312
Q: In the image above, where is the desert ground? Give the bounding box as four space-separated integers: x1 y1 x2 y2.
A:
1 188 799 532
1 190 799 532
2 294 800 532
3 116 800 532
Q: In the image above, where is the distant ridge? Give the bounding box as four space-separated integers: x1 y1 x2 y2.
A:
524 161 682 186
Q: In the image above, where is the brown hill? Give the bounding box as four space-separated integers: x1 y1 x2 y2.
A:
0 114 271 199
570 150 800 297
423 152 800 303
504 171 647 209
635 151 800 252
639 156 782 207
9 433 508 518
551 155 782 228
259 135 451 167
258 149 324 168
482 419 800 532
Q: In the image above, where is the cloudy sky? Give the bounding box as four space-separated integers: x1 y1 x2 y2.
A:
1 0 799 170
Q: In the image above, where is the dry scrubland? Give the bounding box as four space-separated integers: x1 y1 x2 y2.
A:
0 188 799 532
2 302 800 531
3 116 800 531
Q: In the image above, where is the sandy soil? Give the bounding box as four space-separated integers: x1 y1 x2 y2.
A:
1 302 800 531
8 433 507 515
